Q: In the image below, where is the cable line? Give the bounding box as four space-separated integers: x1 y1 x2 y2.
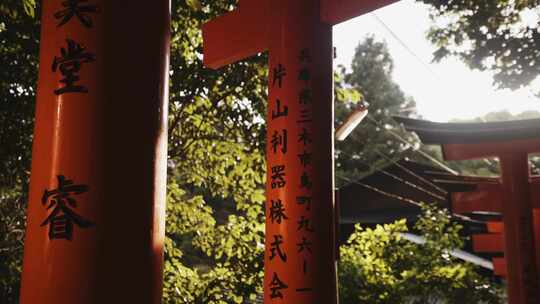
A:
339 150 447 201
364 114 459 175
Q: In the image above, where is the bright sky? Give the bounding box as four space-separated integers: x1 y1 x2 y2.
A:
333 0 540 122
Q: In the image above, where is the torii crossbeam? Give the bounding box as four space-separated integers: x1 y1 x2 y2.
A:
396 116 540 304
444 140 540 304
204 0 398 302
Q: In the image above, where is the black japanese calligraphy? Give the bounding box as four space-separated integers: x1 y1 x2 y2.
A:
52 39 96 95
297 216 314 232
298 128 312 145
298 67 310 82
273 64 286 88
271 165 286 189
296 196 312 211
272 99 289 119
271 130 287 154
269 272 288 299
40 175 93 240
269 234 287 262
54 0 99 28
297 151 312 168
270 200 288 224
297 109 312 124
299 48 311 63
299 88 312 105
297 237 312 254
300 172 312 189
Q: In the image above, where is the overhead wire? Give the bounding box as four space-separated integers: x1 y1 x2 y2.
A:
372 149 449 196
371 12 438 77
338 150 447 201
335 172 483 224
333 12 512 229
335 115 487 224
364 114 459 175
337 174 422 207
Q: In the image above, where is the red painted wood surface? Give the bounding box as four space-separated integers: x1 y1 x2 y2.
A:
263 3 336 302
499 153 539 303
493 257 508 277
203 0 347 302
203 0 270 69
443 140 540 161
19 1 170 303
203 0 403 69
531 177 540 207
441 140 540 304
472 234 505 253
487 222 505 234
320 0 399 25
451 183 503 213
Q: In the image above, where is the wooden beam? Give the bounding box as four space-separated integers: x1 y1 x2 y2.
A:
472 233 504 253
320 0 400 25
202 0 270 69
442 139 540 161
532 177 540 208
487 222 504 234
452 183 503 213
493 257 507 277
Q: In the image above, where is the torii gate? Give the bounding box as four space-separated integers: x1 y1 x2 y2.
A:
396 116 540 304
203 0 397 302
453 175 540 282
19 1 170 304
445 140 540 304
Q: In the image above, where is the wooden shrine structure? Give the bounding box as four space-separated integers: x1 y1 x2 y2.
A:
20 0 405 304
337 159 498 265
22 0 540 303
395 116 540 304
203 0 399 303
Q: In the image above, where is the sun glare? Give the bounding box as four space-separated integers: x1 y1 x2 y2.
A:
333 0 540 122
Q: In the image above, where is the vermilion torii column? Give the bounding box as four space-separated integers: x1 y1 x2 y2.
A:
396 116 540 304
452 170 540 292
20 1 170 303
443 140 540 304
203 0 398 302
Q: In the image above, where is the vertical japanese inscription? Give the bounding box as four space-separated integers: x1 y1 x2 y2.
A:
269 273 288 299
271 165 287 189
271 130 288 154
52 39 96 95
295 48 314 293
270 200 288 224
273 64 287 88
42 0 100 240
54 0 100 28
52 0 99 96
272 99 289 119
40 175 93 240
270 235 287 262
268 62 290 300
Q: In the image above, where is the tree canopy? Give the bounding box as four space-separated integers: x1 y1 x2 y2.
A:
335 36 419 185
420 0 540 90
0 1 515 303
1 1 268 303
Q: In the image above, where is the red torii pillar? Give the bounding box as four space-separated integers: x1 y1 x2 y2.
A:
453 177 540 280
444 139 540 304
203 0 398 302
19 1 170 303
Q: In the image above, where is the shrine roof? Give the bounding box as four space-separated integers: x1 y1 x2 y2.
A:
393 116 540 144
338 159 497 224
